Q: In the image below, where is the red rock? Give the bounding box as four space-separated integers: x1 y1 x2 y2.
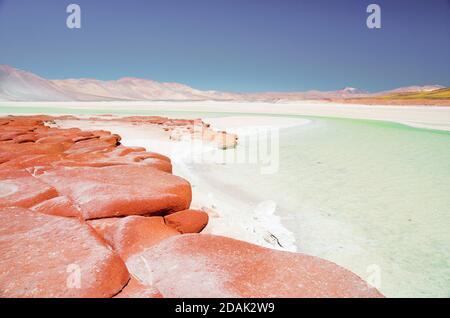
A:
0 169 58 208
129 151 171 163
164 209 209 234
3 118 43 127
139 158 172 173
99 134 121 145
36 165 192 219
108 146 147 156
62 159 169 170
0 131 27 141
0 154 66 169
36 136 74 147
64 139 116 155
91 130 114 138
31 196 82 218
71 131 96 142
0 207 129 297
47 127 83 137
13 133 39 143
0 151 15 164
114 278 163 298
0 142 66 156
64 146 148 162
71 135 96 143
58 149 172 172
126 234 384 298
88 216 179 260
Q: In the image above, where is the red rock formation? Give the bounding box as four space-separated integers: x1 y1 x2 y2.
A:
62 115 239 149
36 135 74 146
59 147 173 172
31 196 82 218
164 209 209 234
36 165 192 219
0 168 58 208
126 234 384 298
88 216 179 260
0 207 129 297
1 154 66 169
0 116 189 220
64 138 116 155
0 142 67 157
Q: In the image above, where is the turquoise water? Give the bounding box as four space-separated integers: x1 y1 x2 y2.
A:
206 117 450 297
2 106 450 297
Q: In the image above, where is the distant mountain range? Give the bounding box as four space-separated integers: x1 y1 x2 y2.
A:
0 65 445 102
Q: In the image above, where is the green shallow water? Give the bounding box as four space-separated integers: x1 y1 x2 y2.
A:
211 117 450 297
2 105 450 297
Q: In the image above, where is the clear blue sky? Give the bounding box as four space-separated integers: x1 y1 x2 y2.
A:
0 0 449 92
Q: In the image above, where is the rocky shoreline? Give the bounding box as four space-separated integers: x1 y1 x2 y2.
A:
0 115 382 298
49 114 239 150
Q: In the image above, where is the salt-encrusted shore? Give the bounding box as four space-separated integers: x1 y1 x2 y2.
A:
0 115 382 298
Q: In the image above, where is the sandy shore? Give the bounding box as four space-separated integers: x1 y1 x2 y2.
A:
2 100 450 131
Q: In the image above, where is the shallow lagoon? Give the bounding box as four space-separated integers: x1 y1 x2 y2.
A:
206 116 450 297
